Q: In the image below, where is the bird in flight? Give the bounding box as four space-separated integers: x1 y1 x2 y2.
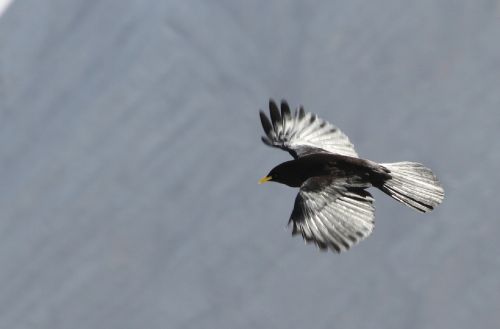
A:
259 99 444 253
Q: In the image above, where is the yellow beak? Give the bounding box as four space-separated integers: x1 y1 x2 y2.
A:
258 176 272 184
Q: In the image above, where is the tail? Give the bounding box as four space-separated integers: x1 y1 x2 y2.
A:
378 162 444 212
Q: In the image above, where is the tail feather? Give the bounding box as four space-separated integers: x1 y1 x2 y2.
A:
379 162 444 212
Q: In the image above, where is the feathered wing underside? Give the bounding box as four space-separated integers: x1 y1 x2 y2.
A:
260 99 358 158
289 177 374 253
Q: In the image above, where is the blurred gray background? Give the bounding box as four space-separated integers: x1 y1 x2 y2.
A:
1 1 499 328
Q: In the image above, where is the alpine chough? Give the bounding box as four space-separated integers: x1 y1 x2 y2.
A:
259 99 444 253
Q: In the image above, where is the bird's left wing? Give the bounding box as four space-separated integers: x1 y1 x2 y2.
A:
260 99 358 159
289 177 374 253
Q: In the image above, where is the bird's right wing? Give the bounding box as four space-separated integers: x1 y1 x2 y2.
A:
289 177 374 253
260 99 359 159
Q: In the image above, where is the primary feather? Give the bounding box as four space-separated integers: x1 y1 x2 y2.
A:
260 99 358 158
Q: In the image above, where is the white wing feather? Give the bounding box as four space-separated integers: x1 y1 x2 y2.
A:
260 100 358 158
290 178 374 253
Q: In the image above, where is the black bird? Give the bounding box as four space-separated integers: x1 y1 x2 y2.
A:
259 99 444 253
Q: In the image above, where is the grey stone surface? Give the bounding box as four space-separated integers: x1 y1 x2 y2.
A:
1 1 499 328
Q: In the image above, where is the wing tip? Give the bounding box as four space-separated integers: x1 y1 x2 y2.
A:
280 99 291 120
268 99 282 128
259 110 273 137
261 136 272 146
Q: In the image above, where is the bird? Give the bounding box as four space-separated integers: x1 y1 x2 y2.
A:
258 99 444 253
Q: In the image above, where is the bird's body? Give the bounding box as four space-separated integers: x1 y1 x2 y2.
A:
259 99 444 253
267 153 391 188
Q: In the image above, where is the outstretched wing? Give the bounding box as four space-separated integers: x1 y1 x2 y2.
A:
289 177 374 253
260 99 358 159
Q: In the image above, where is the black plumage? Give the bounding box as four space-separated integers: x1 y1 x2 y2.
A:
259 99 444 253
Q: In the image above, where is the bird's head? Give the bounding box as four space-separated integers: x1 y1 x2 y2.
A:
258 160 307 187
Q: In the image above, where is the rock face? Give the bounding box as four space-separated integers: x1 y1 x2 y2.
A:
0 1 499 329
